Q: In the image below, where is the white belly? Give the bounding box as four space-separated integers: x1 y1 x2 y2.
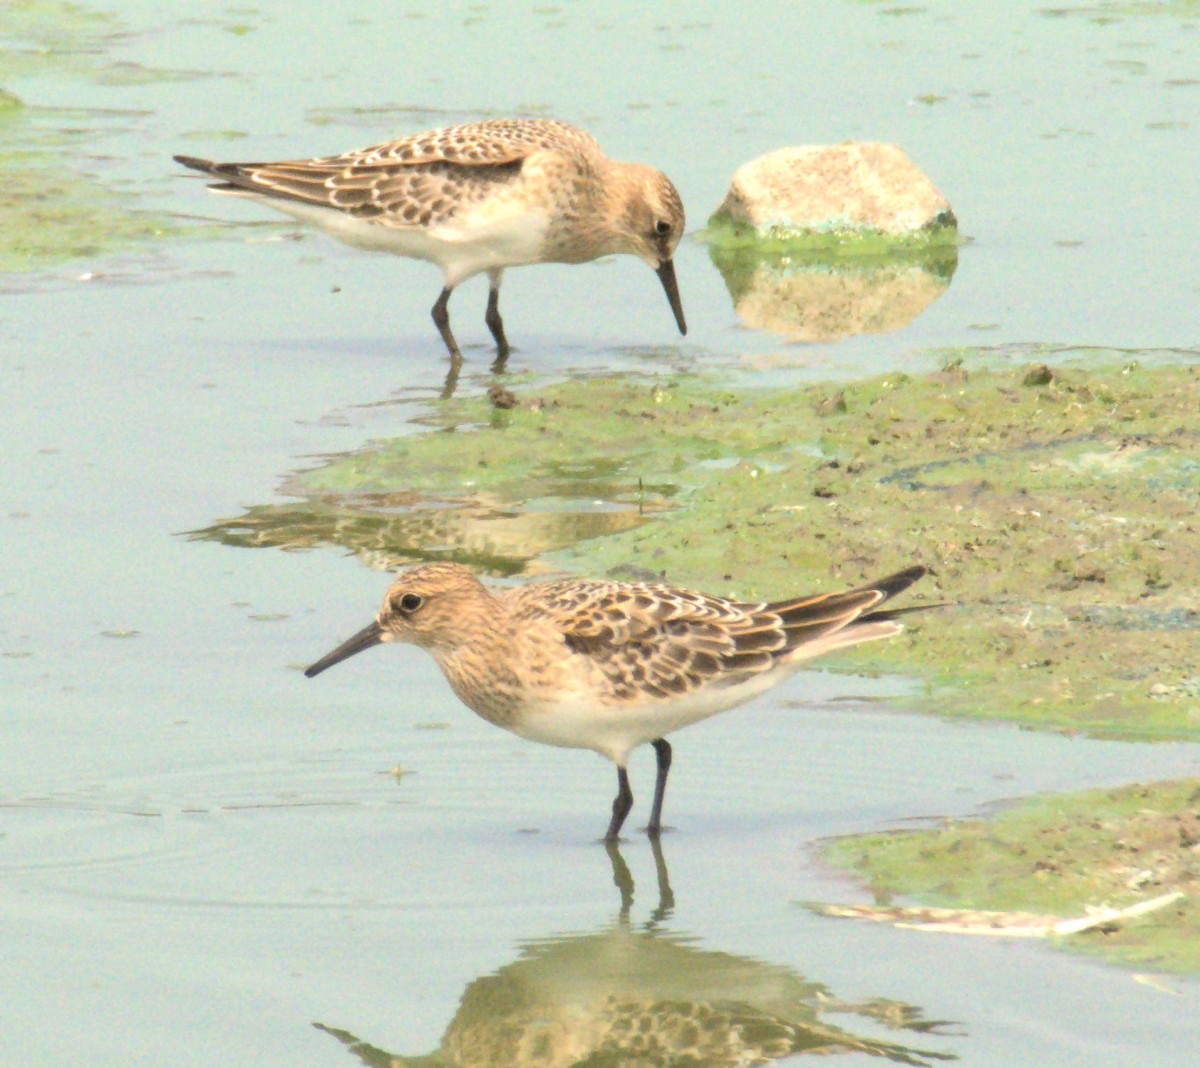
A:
509 666 801 767
219 191 551 286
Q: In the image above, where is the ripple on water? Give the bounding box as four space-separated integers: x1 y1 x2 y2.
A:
0 753 425 911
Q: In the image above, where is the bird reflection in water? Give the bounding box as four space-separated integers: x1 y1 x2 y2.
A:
314 839 956 1066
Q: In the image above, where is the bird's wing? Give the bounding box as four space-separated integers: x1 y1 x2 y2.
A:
526 582 805 701
546 584 755 701
175 154 525 227
527 569 927 702
174 118 598 226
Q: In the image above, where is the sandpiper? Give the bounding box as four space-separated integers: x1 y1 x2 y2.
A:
174 118 687 362
305 562 932 839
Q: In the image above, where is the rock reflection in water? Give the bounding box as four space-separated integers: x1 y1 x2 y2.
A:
315 840 956 1067
710 244 958 344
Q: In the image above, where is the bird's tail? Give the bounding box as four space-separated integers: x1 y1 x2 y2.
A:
173 154 267 196
769 566 942 662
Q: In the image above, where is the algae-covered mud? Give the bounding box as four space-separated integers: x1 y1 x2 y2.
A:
823 778 1200 974
198 354 1200 740
702 219 959 258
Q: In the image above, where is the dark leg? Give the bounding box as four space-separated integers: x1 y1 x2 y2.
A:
647 738 672 836
484 271 510 362
431 286 462 360
605 766 633 841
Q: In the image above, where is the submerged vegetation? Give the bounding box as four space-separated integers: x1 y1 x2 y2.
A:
0 147 173 271
0 2 187 272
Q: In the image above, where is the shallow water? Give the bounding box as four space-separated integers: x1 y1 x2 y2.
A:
4 1 1200 1065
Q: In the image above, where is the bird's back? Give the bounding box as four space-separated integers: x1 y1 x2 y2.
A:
308 117 604 168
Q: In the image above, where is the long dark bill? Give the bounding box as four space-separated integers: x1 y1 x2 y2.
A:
304 620 384 678
655 259 687 335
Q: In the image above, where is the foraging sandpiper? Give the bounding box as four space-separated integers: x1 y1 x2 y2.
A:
305 562 932 839
175 118 687 362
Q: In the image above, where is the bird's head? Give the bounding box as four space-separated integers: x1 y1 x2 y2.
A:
604 163 688 335
304 562 491 677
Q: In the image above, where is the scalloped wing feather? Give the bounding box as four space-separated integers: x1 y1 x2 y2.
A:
531 569 925 704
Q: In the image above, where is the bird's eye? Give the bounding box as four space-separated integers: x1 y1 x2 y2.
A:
654 219 671 237
399 593 423 612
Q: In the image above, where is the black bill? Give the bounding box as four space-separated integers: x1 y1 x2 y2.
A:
304 620 384 678
655 259 687 336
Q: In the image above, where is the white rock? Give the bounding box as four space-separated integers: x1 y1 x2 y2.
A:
715 142 956 236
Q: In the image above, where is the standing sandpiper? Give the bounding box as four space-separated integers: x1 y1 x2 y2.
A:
304 562 932 840
174 118 687 362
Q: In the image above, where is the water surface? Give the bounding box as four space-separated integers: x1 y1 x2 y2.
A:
3 2 1200 1065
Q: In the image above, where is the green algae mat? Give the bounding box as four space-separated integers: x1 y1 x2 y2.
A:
823 778 1200 974
198 356 1200 742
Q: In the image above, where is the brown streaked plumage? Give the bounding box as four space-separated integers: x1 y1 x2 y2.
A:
305 561 934 839
173 118 687 363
